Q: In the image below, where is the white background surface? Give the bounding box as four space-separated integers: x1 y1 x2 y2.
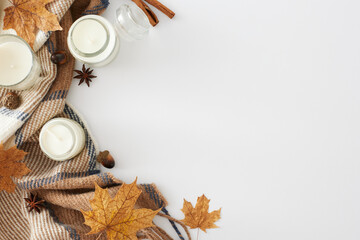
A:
68 0 360 239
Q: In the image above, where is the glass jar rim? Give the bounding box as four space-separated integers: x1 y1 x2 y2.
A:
0 34 36 88
69 17 110 57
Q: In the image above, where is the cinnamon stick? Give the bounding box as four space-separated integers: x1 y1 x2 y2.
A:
132 0 175 26
144 0 175 19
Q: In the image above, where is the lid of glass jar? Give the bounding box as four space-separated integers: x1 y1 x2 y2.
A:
114 3 151 41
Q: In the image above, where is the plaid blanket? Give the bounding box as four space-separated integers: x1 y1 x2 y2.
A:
0 1 186 239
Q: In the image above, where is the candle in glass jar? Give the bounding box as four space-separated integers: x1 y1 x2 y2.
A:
68 15 119 67
0 35 41 90
67 4 151 67
39 118 85 161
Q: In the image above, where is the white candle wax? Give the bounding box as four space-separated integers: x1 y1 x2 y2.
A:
0 41 33 86
71 19 108 54
39 118 85 161
43 125 74 156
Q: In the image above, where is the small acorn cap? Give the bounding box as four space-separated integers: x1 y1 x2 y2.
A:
2 92 21 110
96 150 115 169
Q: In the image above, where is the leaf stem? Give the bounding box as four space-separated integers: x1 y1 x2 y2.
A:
197 228 200 240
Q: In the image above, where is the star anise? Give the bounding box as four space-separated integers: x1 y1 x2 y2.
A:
24 193 46 213
74 64 97 87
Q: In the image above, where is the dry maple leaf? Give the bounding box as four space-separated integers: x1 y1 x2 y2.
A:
81 179 160 240
181 194 221 232
0 143 30 193
3 0 63 48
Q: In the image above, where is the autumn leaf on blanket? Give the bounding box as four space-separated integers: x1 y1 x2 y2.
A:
181 194 221 232
0 143 30 193
3 0 63 48
81 179 160 240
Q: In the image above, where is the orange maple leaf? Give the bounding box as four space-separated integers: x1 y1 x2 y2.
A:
81 179 160 240
181 194 221 232
0 143 30 193
3 0 63 48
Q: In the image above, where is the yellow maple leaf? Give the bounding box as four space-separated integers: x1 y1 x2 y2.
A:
81 179 160 240
181 194 221 232
3 0 63 48
0 143 30 193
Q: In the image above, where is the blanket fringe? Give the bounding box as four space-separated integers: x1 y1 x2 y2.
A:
138 212 192 240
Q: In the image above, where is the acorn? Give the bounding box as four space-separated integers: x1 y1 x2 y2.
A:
2 92 21 109
96 150 115 169
50 51 67 65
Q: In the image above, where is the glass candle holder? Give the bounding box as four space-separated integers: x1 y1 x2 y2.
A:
0 35 41 90
67 3 151 67
39 118 86 161
115 3 151 41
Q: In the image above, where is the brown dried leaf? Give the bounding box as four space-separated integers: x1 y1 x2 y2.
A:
0 143 30 193
3 0 63 48
181 194 221 232
81 179 160 240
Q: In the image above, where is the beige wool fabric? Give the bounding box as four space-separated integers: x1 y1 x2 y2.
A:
0 1 186 239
